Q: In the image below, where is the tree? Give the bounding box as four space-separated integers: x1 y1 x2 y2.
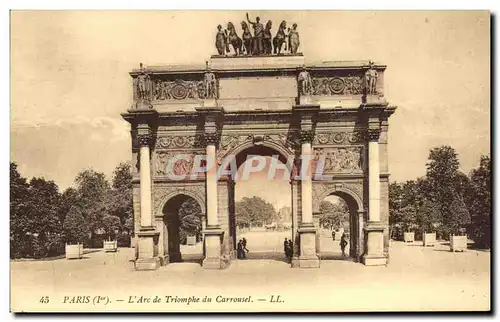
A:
468 155 491 247
102 214 121 240
415 199 440 233
27 177 61 237
10 163 31 238
58 187 79 226
74 169 111 239
319 200 349 229
235 197 276 228
425 146 471 235
10 163 32 258
448 194 471 236
399 205 417 232
108 162 133 225
63 208 90 244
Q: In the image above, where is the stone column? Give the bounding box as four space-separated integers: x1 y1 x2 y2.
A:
202 133 223 269
297 130 320 268
135 124 160 270
362 127 387 266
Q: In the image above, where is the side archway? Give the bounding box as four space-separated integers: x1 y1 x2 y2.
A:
157 191 206 264
313 182 365 261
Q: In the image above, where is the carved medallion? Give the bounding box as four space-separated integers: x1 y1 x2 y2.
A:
316 133 330 144
332 132 345 144
329 77 345 94
171 83 189 99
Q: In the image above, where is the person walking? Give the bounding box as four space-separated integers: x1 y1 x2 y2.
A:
237 239 243 259
287 239 293 263
242 237 249 255
340 233 348 257
332 230 336 241
284 238 289 259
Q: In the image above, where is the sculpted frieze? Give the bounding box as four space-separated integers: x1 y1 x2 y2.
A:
313 131 362 145
155 135 201 149
313 147 363 174
153 79 205 100
155 151 198 177
312 75 364 96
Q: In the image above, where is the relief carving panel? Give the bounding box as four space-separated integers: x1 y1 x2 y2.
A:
312 75 364 96
313 147 363 174
155 151 198 177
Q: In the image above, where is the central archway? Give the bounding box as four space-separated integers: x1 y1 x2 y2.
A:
225 142 295 262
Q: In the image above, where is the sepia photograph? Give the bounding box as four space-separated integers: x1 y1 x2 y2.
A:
9 10 491 313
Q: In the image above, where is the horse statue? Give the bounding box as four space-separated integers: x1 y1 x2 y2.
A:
226 22 242 56
240 21 253 55
273 20 287 55
263 20 273 55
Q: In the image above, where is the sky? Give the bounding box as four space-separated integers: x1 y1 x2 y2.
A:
10 11 490 206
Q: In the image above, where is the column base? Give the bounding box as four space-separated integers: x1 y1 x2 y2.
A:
362 221 387 266
202 228 224 269
135 257 161 270
297 225 320 268
202 257 222 269
361 255 387 266
297 256 320 268
135 228 160 271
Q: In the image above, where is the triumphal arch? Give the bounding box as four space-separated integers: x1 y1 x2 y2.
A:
122 17 396 270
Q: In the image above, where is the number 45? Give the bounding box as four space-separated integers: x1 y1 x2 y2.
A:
39 296 49 304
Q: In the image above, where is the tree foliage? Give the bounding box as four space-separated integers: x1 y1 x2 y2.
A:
468 155 491 247
235 197 277 227
318 200 349 228
10 161 137 258
389 147 489 244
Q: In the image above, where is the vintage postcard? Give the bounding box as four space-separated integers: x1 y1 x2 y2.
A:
10 10 491 312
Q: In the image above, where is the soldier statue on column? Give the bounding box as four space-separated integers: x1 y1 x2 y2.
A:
298 66 313 95
365 61 379 95
137 63 151 101
204 62 217 99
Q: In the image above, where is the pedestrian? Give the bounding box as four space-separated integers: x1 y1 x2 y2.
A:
283 238 289 260
237 239 243 259
332 230 336 241
340 233 348 257
287 239 293 262
242 237 249 254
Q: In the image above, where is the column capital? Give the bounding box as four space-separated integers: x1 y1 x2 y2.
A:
203 132 220 146
136 124 152 146
299 130 315 144
366 129 381 142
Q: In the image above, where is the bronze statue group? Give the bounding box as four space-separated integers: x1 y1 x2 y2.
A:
215 13 300 56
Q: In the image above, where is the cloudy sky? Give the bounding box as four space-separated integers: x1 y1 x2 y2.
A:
10 11 490 206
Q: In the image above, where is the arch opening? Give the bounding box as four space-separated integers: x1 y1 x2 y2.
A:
316 191 362 261
162 194 205 264
229 144 294 262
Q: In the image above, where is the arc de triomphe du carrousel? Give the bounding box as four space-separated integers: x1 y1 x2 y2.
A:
121 15 397 270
